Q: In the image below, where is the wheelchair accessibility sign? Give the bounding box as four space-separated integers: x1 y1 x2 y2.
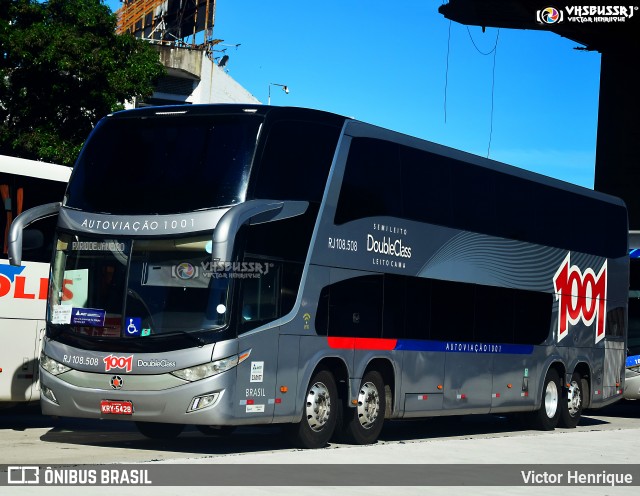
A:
125 317 142 336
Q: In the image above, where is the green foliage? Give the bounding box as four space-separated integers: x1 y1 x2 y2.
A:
0 0 165 165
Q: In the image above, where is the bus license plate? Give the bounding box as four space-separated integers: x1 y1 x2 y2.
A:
100 400 133 415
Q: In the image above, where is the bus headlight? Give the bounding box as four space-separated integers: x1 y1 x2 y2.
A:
40 353 71 376
171 350 250 382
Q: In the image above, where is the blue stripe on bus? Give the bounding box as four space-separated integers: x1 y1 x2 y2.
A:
394 339 534 355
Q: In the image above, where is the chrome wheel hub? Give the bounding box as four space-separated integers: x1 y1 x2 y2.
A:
545 379 559 418
305 381 331 432
356 381 380 429
567 380 582 417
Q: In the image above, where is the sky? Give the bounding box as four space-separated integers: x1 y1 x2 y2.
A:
105 0 601 189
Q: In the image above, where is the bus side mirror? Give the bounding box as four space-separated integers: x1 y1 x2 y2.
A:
211 199 308 263
9 202 62 266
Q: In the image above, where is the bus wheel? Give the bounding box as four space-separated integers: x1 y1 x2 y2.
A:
285 369 338 449
196 425 236 436
560 372 587 428
530 368 561 430
342 370 386 445
135 421 184 439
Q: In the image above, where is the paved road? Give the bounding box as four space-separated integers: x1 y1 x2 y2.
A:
2 400 639 495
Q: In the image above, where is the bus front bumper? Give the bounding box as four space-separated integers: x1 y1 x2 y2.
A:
39 366 243 425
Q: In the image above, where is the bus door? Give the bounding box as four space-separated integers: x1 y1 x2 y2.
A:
234 268 281 422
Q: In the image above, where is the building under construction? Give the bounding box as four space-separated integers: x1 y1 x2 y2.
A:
116 0 216 46
115 0 258 105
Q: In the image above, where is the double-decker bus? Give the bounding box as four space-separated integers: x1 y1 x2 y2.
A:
9 105 628 447
0 155 70 406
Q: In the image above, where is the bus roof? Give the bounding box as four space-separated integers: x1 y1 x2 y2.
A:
0 155 71 182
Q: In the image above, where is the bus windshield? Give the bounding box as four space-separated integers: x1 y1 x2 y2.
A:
64 113 262 215
48 232 229 338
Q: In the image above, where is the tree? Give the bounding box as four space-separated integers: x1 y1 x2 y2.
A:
0 0 165 165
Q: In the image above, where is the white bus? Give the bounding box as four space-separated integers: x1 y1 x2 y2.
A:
0 155 70 406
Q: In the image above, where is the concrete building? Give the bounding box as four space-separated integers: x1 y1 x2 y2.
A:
130 44 259 107
115 1 259 107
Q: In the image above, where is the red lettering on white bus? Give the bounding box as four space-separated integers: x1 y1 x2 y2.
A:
39 277 48 299
0 274 9 298
0 274 48 300
13 276 35 299
553 253 607 344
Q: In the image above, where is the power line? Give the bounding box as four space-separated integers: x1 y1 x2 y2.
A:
444 20 452 124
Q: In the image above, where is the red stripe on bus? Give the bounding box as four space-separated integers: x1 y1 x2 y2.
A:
327 337 397 350
327 337 356 349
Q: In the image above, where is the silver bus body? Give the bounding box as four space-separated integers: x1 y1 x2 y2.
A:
10 105 628 446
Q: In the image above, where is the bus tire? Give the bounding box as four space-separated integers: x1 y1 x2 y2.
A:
135 421 184 439
196 425 236 436
285 369 338 449
341 370 386 445
529 368 561 430
559 372 587 428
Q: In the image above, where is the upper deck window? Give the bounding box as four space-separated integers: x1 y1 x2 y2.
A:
335 137 628 259
65 114 262 215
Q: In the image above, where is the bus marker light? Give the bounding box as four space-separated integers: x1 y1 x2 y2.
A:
437 384 443 390
351 399 358 405
492 393 500 398
275 398 282 404
280 386 288 393
507 384 512 388
239 349 251 363
457 394 466 400
246 399 255 405
521 392 529 397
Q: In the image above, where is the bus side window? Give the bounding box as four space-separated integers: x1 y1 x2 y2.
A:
253 120 341 203
238 262 304 334
316 275 383 339
334 138 402 224
238 266 280 333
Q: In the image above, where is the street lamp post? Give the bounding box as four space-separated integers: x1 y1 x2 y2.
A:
268 83 289 105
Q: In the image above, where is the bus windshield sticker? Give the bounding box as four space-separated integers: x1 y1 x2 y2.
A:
51 305 72 324
125 317 142 337
70 308 106 327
